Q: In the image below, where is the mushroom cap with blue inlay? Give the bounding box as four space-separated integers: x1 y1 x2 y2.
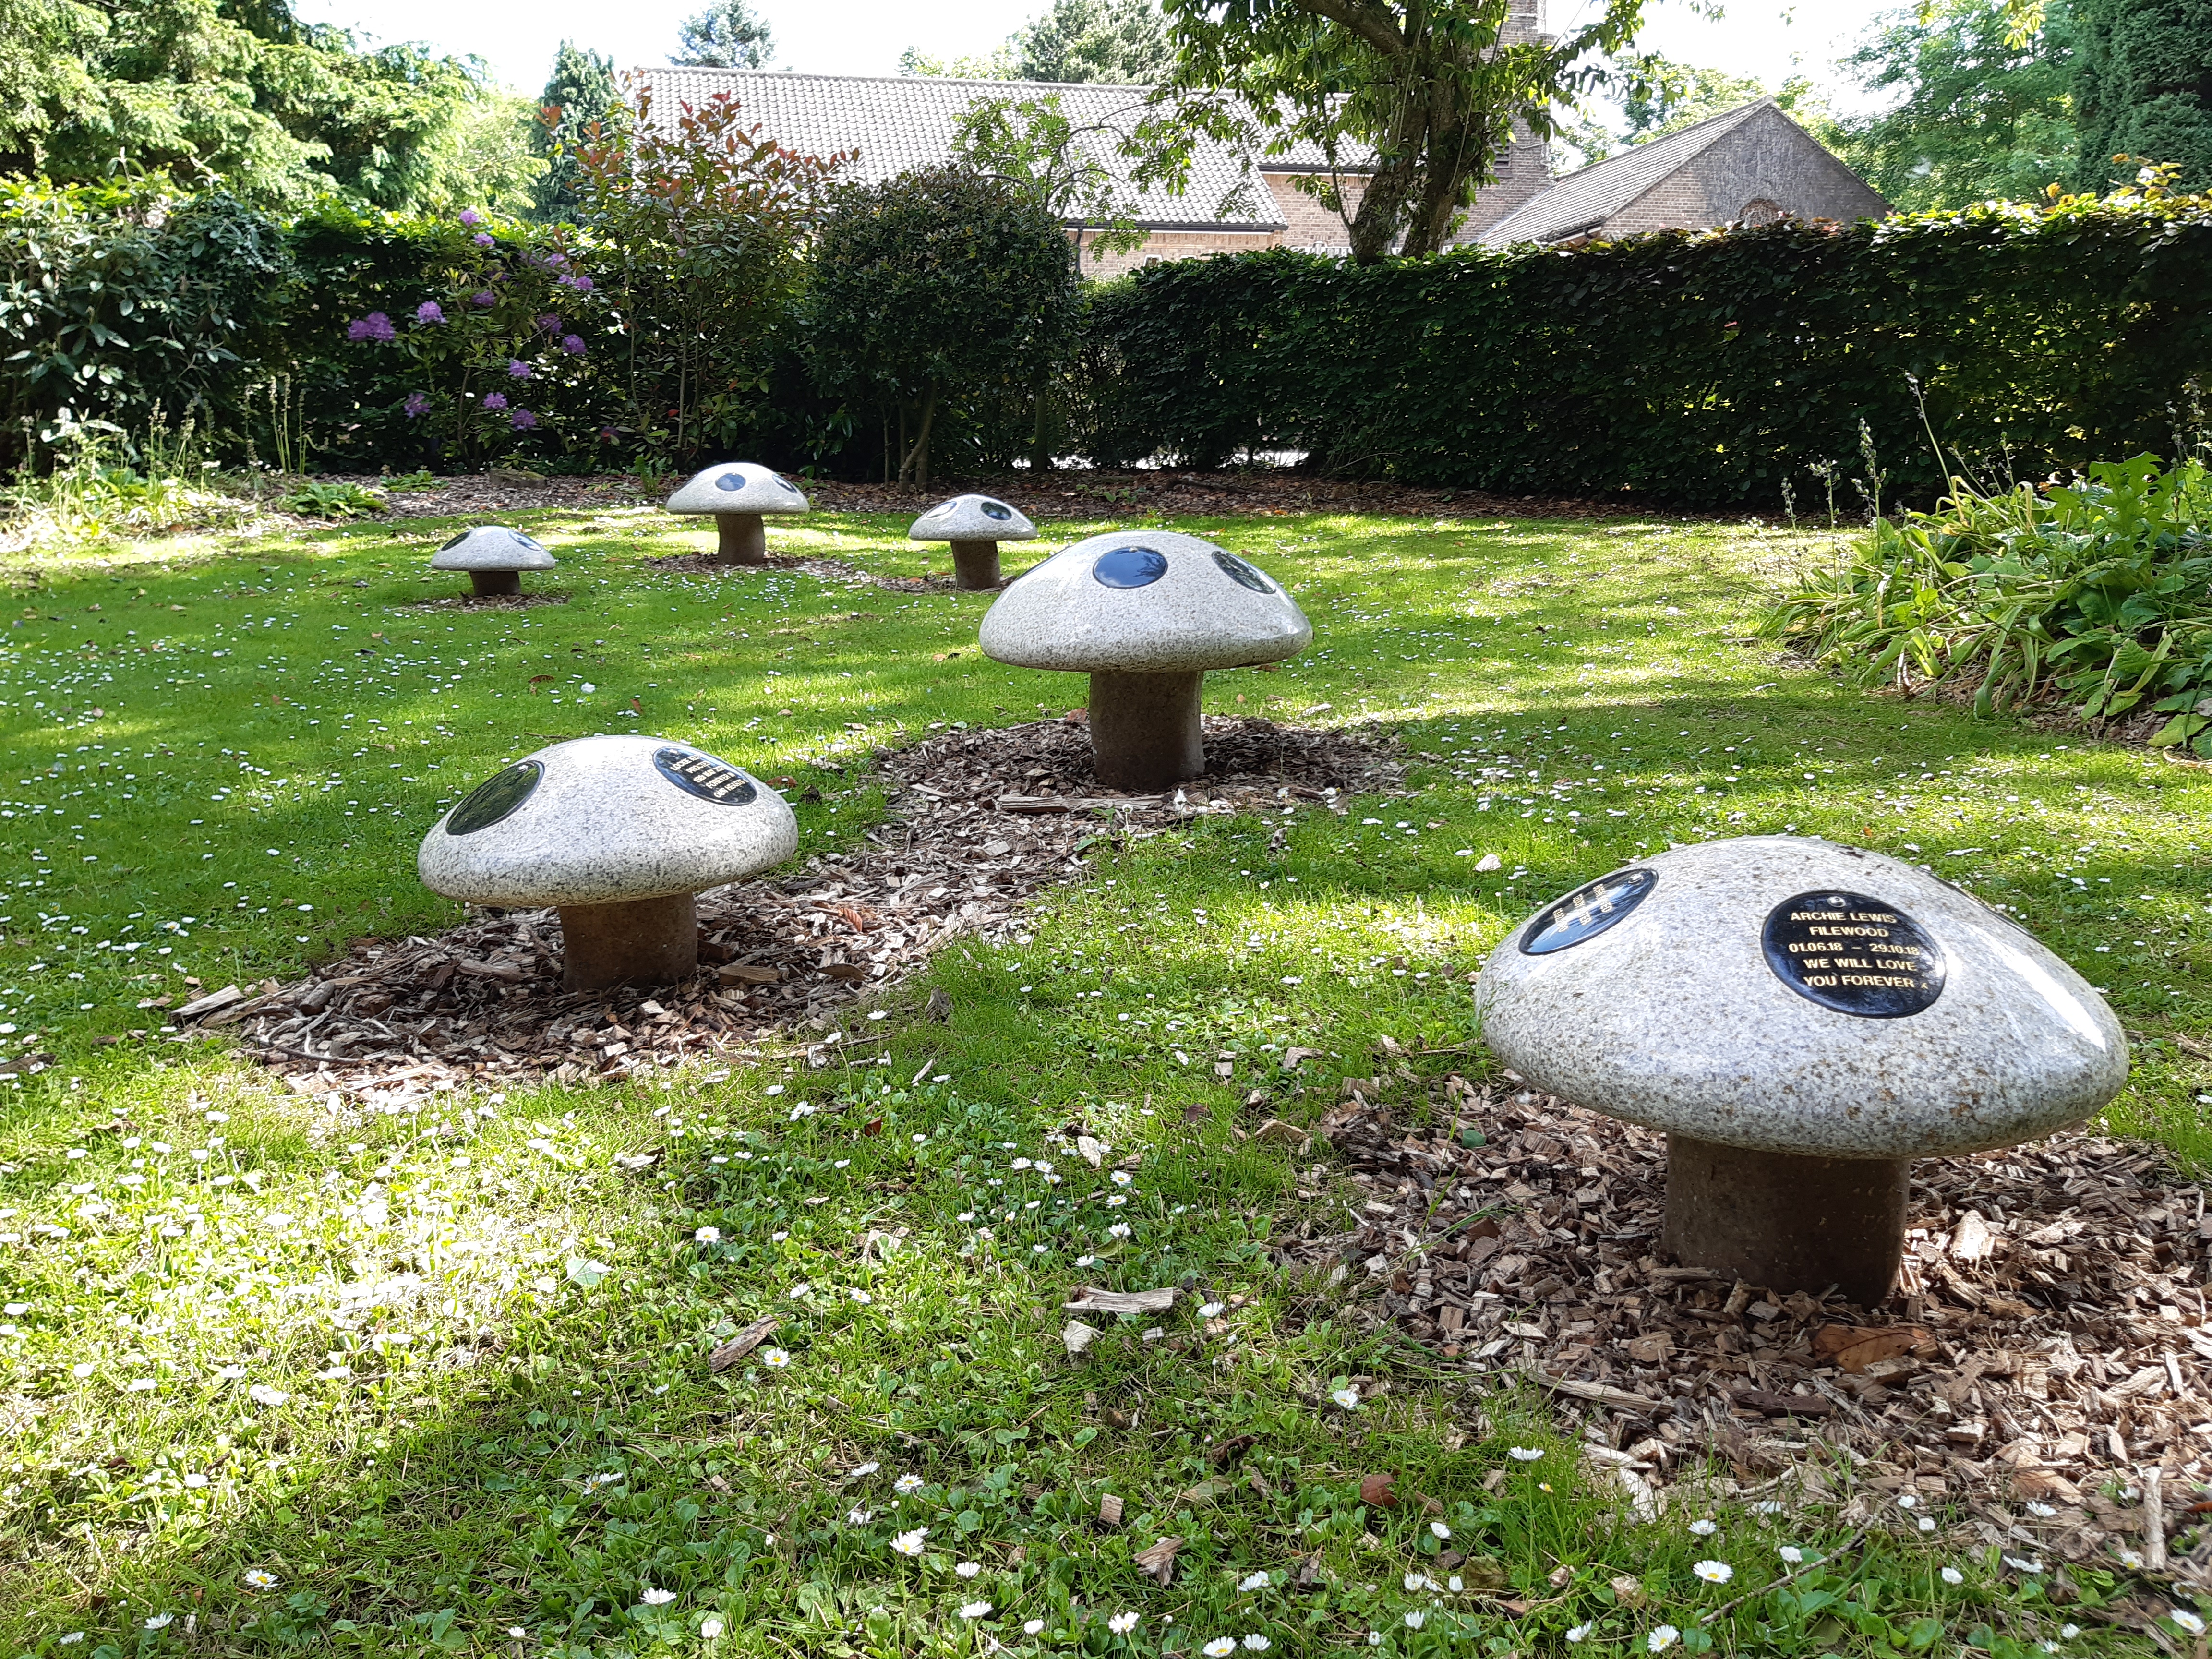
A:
978 529 1310 674
428 526 557 571
418 734 798 909
665 462 811 516
908 493 1038 543
1475 836 2128 1161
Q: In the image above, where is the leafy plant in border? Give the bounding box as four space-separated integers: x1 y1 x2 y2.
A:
1763 451 2212 749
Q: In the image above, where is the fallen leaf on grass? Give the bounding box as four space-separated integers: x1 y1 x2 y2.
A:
1178 1478 1231 1506
1063 1286 1176 1316
1609 1575 1647 1608
1359 1472 1398 1508
1062 1320 1101 1357
1133 1536 1183 1583
1207 1434 1258 1468
1077 1135 1109 1167
708 1315 779 1372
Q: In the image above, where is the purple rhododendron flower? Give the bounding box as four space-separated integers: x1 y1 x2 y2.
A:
473 232 495 248
535 313 561 334
347 312 396 343
558 273 595 292
562 334 587 356
403 391 431 418
510 409 538 430
481 392 508 411
471 290 495 307
459 208 482 227
415 300 445 324
506 359 532 379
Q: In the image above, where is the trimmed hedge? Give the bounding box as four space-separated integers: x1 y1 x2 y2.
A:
1084 195 2212 506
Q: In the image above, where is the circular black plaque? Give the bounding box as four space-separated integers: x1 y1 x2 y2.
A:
1212 549 1276 593
715 471 746 492
981 499 1013 521
653 746 759 806
1762 890 1946 1017
1518 867 1658 955
447 760 542 835
1094 546 1168 589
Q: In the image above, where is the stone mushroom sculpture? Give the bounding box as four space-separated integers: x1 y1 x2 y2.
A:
665 461 810 563
418 734 797 991
908 493 1038 590
977 529 1310 792
430 526 556 599
1477 835 2128 1304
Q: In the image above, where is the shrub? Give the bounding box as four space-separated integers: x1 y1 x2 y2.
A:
1764 452 2212 745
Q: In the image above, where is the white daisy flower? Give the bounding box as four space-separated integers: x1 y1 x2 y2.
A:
639 1588 675 1606
1689 1519 1718 1537
849 1461 880 1477
760 1348 791 1370
144 1615 173 1631
2027 1502 2057 1518
1205 1640 1238 1657
701 1617 725 1639
959 1602 992 1620
2118 1548 2145 1569
1431 1521 1452 1539
1026 1619 1047 1635
1331 1387 1360 1410
957 1562 982 1579
1508 1447 1543 1462
2003 1556 2044 1574
2173 1611 2207 1637
1648 1625 1679 1652
1108 1612 1138 1634
1917 1517 1936 1533
891 1529 927 1556
694 1226 721 1243
243 1569 278 1590
1566 1624 1593 1643
1243 1638 1271 1652
1404 1611 1426 1630
2060 1626 2080 1639
1942 1567 1965 1586
1238 1573 1270 1592
1778 1546 1803 1564
896 1473 925 1492
1693 1561 1732 1584
847 1507 873 1525
1896 1494 1919 1509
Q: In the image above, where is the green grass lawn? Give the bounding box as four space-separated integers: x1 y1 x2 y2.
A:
0 503 2200 1655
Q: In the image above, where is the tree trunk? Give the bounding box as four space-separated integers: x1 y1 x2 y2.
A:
898 393 938 490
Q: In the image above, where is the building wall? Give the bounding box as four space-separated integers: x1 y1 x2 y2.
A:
1262 171 1365 251
1076 227 1283 278
1599 106 1890 237
1457 117 1556 240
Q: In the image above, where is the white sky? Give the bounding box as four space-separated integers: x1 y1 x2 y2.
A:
297 0 1903 114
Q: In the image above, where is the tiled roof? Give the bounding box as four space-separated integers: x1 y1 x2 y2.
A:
1478 98 1773 246
632 68 1366 231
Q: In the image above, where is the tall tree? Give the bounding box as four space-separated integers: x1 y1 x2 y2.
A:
671 0 775 70
533 41 619 220
1010 0 1176 83
1156 0 1645 264
2070 0 2212 191
1833 0 2075 209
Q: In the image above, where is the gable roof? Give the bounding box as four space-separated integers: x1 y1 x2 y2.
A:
635 68 1366 232
1477 98 1775 246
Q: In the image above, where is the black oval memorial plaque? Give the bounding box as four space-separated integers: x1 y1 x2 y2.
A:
715 471 746 492
1762 890 1946 1017
981 499 1013 521
1211 549 1276 593
447 759 542 835
653 746 758 806
1518 867 1658 955
1093 545 1168 589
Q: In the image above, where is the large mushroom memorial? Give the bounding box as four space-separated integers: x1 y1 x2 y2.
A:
908 493 1038 589
430 526 556 599
665 461 810 563
1478 836 2128 1305
978 529 1310 791
419 735 797 990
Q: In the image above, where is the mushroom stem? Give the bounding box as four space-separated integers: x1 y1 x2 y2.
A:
948 539 1001 589
468 570 522 598
715 513 768 564
556 893 699 991
1086 669 1205 792
1661 1134 1907 1305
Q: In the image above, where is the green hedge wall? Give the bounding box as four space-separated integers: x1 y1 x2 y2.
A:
1084 196 2212 506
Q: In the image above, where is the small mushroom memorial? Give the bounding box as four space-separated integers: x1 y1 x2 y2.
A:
908 493 1037 589
1477 836 2128 1304
978 529 1310 791
430 526 556 599
419 735 797 991
665 461 810 563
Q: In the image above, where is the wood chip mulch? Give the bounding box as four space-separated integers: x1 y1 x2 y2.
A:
325 469 1683 524
1278 1070 2212 1583
204 718 1403 1108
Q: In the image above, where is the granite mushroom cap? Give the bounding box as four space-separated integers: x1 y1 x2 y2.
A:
1476 836 2128 1160
908 493 1038 542
978 529 1310 673
418 734 797 908
429 526 557 571
665 462 811 516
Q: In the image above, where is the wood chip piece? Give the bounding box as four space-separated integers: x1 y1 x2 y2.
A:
1098 1493 1124 1526
707 1315 779 1372
1133 1536 1183 1583
1063 1286 1176 1316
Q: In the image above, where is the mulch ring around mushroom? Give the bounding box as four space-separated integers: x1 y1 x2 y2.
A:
200 716 1406 1103
641 553 879 583
1280 1073 2212 1583
404 591 572 612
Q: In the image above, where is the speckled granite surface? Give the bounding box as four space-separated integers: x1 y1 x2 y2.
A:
978 529 1310 673
418 735 798 908
427 526 557 570
909 493 1038 542
664 462 810 516
1477 836 2128 1159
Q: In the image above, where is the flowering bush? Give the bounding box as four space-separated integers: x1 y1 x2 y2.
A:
331 208 610 469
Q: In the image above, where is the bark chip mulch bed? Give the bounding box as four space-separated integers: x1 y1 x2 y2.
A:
195 718 1403 1107
1281 1071 2212 1586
